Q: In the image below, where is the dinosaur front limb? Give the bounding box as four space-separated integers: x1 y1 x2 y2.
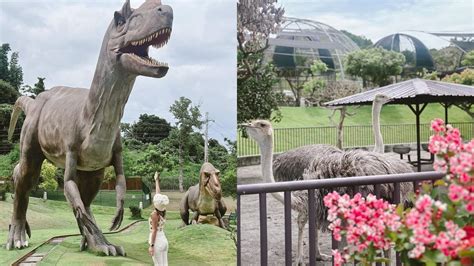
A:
110 152 125 231
215 201 226 229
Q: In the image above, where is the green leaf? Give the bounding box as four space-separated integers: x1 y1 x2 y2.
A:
374 257 390 263
434 179 446 187
458 248 474 257
396 204 405 216
447 261 461 266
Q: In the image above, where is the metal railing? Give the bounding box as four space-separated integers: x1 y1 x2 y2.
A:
237 122 474 156
236 171 445 266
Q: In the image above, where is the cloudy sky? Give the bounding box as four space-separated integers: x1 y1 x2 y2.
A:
0 0 236 143
280 0 473 49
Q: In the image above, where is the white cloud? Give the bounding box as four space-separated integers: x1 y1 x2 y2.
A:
280 0 473 49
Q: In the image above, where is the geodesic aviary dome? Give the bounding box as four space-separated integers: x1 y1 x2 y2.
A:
374 33 435 70
266 17 359 78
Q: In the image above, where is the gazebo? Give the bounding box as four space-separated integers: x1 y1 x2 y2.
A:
324 78 474 172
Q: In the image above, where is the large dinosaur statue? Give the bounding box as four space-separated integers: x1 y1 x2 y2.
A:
6 0 172 256
180 162 227 228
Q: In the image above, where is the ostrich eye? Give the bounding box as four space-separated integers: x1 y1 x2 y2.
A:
260 123 266 127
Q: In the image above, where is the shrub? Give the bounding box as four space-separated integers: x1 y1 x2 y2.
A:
129 206 142 219
325 119 474 265
39 161 58 191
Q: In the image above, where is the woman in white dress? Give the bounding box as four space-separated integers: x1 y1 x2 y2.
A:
148 172 169 266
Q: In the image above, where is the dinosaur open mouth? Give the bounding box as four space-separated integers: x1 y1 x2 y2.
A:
119 27 171 67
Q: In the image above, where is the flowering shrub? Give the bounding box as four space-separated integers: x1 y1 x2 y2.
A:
324 119 474 265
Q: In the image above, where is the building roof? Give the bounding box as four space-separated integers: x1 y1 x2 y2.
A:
324 79 474 106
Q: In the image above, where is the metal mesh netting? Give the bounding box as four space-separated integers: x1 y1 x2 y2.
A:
266 17 359 78
374 33 436 70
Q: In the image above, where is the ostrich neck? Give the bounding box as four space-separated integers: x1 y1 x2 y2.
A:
372 101 384 153
259 135 285 204
83 45 136 140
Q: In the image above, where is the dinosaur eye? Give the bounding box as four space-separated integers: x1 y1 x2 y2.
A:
118 19 125 26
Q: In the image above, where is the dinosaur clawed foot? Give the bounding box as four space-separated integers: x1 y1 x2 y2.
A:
6 219 31 250
79 232 125 256
75 207 126 256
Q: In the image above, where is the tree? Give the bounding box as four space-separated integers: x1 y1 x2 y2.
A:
39 161 58 191
442 69 474 119
238 60 282 123
237 0 284 124
8 52 23 91
21 77 46 98
275 55 311 106
128 114 171 145
430 47 463 72
0 44 11 81
340 30 373 49
169 97 203 192
345 47 405 87
325 80 362 149
220 139 237 198
120 122 132 139
0 79 20 104
133 144 174 201
461 50 474 67
133 144 174 182
302 59 329 105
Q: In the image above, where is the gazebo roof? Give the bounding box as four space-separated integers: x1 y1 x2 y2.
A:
324 78 474 106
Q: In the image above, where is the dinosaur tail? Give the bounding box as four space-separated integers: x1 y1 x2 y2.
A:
8 96 34 142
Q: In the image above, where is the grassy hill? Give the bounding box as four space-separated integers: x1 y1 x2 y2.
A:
0 195 236 265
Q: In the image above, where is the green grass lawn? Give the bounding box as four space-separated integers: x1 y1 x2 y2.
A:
0 194 236 265
238 104 473 156
274 103 471 128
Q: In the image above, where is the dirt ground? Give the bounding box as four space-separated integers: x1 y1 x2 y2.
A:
239 165 334 266
238 152 434 265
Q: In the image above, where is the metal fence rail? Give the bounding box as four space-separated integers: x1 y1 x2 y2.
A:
236 171 445 266
237 122 473 156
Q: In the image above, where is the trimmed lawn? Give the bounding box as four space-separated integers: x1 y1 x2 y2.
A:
0 193 236 265
238 104 473 156
274 103 471 128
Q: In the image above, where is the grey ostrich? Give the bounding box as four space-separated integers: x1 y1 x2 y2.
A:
371 94 391 153
273 94 391 182
243 119 413 264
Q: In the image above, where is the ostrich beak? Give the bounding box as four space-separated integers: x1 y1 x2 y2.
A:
239 122 252 128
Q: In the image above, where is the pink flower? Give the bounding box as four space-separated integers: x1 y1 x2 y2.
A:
324 120 473 264
466 202 474 214
431 118 445 133
449 184 468 202
332 250 345 266
408 244 425 259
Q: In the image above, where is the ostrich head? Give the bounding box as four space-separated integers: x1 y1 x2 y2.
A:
373 94 391 104
242 120 273 144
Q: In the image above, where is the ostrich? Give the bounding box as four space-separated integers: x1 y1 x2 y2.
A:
273 94 392 182
243 120 413 264
371 94 391 153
